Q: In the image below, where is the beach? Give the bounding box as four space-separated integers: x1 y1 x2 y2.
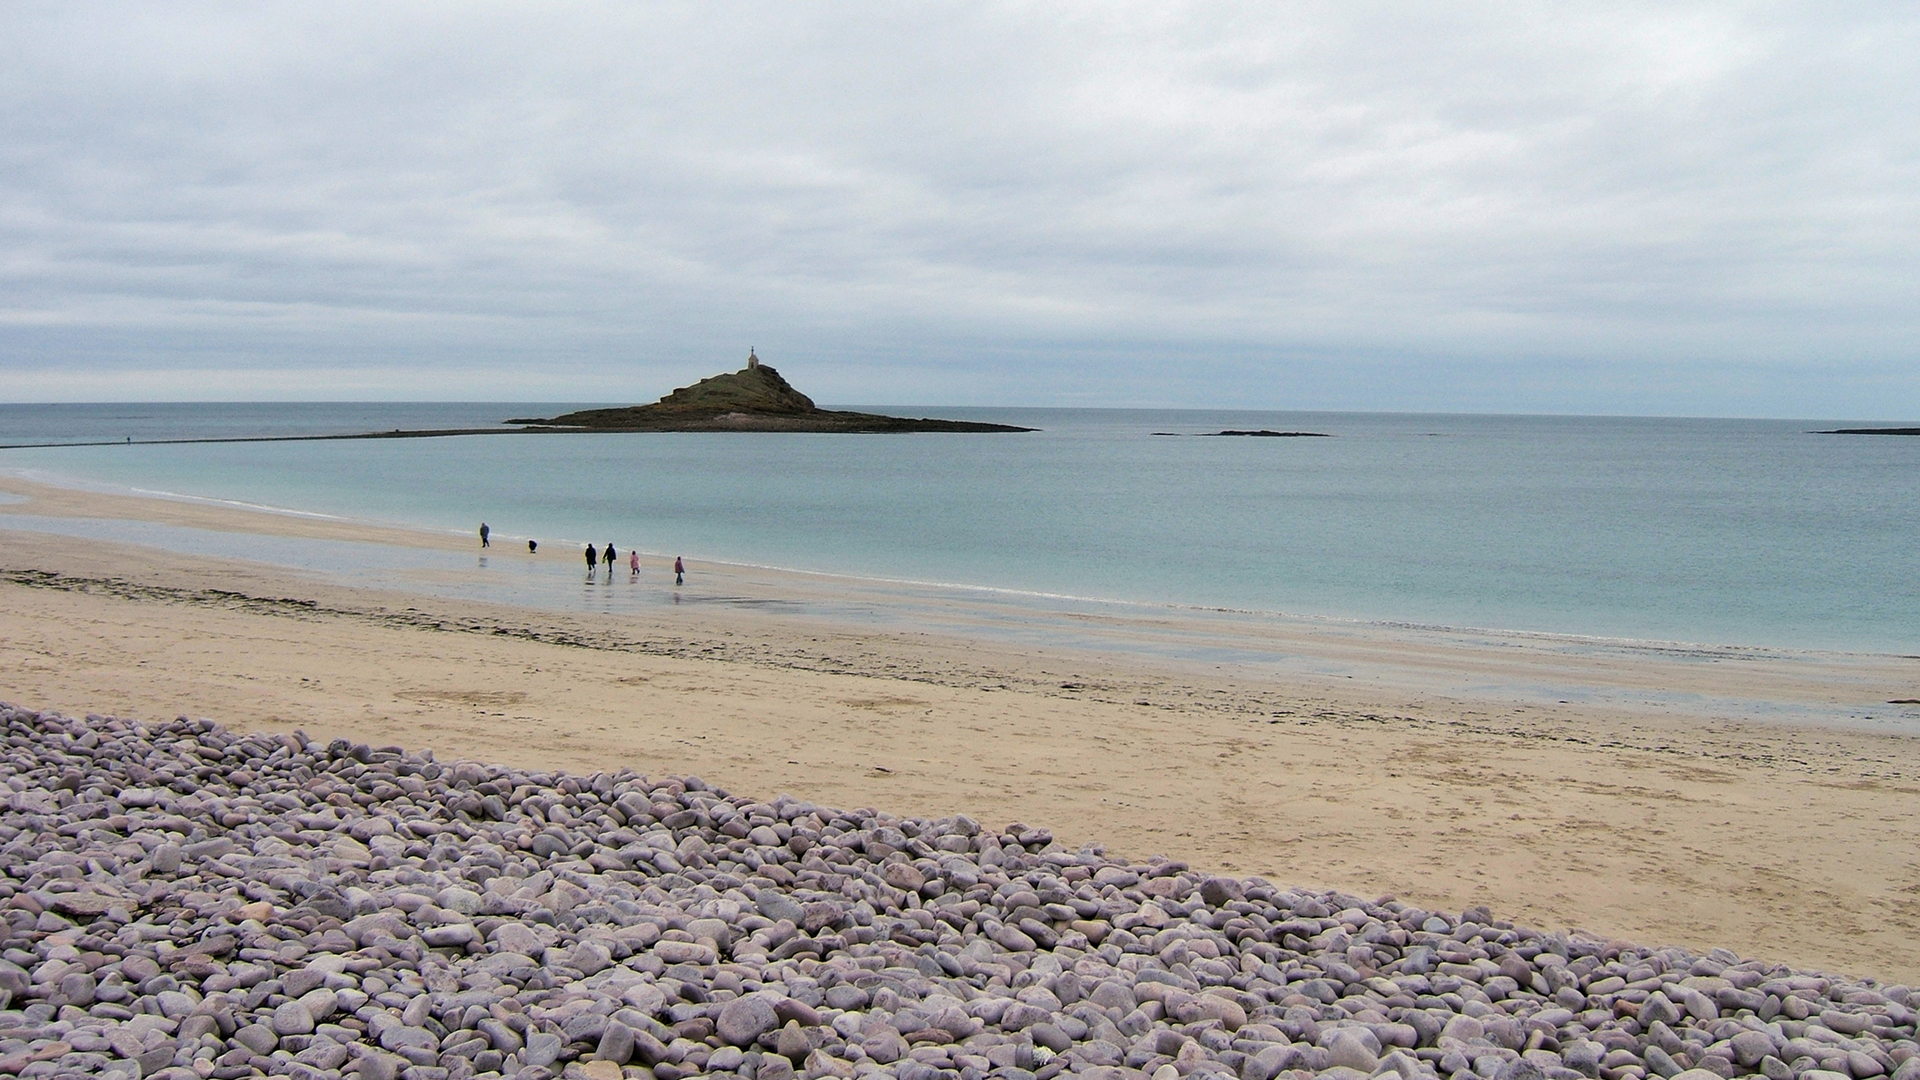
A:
3 474 1918 987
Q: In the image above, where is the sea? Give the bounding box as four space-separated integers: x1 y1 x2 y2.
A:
0 402 1915 657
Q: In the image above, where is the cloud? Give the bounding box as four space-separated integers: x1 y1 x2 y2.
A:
1 1 1916 415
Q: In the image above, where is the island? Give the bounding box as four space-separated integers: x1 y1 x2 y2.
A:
508 351 1034 433
1813 427 1920 436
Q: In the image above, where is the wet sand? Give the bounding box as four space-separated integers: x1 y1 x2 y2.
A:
3 474 1919 982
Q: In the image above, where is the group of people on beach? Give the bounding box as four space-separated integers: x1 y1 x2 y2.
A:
584 543 686 585
480 523 683 585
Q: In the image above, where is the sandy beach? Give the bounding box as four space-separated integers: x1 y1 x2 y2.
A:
3 473 1919 985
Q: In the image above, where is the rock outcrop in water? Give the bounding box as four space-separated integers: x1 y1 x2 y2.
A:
510 356 1031 434
1149 432 1331 439
3 702 1916 1080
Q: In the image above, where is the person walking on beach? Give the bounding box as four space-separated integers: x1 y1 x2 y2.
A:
584 543 597 577
603 543 617 579
479 522 490 548
674 556 685 586
629 549 640 579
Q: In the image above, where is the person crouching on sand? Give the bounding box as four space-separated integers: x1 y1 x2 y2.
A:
584 543 597 577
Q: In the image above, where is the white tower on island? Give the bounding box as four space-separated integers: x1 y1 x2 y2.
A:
747 347 759 370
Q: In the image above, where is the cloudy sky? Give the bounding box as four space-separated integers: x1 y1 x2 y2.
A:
3 3 1916 416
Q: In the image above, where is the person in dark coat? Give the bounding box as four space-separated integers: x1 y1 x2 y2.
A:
585 543 598 576
674 556 685 586
603 543 617 579
479 522 490 548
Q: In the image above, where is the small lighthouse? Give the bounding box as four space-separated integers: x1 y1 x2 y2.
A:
747 347 759 370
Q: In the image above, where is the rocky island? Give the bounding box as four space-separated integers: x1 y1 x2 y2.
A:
509 353 1033 434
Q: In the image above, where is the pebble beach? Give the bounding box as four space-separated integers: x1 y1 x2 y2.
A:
4 703 1916 1080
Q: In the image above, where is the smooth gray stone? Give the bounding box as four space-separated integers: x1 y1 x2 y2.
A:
1729 1030 1775 1067
862 1027 908 1064
232 1024 280 1054
1645 1047 1683 1078
1562 1039 1604 1076
1030 1024 1073 1053
1849 1051 1889 1078
152 844 183 874
525 1031 564 1068
478 1018 523 1053
718 996 780 1047
401 993 433 1027
775 1022 811 1061
422 923 477 948
756 893 805 924
1640 993 1682 1029
562 1012 607 1045
595 1021 636 1064
135 1042 179 1074
823 984 869 1010
183 837 235 860
490 922 545 956
630 1028 671 1065
298 987 339 1025
1324 1030 1379 1074
772 998 820 1028
283 967 330 998
1088 980 1137 1013
1242 1044 1297 1080
377 1025 439 1055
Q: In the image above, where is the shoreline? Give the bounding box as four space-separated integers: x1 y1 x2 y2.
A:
0 426 531 451
2 472 1913 728
3 475 1920 983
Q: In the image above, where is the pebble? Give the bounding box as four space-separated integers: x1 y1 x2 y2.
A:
0 702 1915 1080
270 999 315 1035
718 994 781 1047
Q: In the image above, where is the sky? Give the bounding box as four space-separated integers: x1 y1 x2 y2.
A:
2 3 1917 417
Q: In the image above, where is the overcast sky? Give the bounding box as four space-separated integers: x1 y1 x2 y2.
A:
3 3 1917 416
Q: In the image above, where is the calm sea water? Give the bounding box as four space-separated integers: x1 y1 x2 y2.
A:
1 403 1915 654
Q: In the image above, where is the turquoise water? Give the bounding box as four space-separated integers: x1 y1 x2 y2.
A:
1 404 1915 654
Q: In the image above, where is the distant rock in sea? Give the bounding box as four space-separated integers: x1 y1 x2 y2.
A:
510 351 1034 433
1812 427 1920 435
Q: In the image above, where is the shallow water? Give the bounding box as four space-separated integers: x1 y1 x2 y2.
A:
1 404 1915 654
